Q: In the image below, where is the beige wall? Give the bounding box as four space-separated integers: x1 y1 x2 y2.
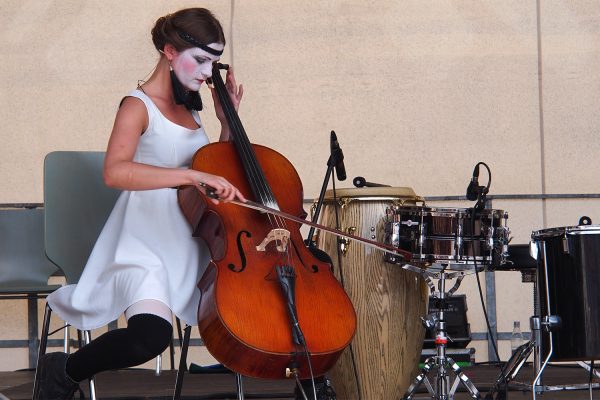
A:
1 1 599 371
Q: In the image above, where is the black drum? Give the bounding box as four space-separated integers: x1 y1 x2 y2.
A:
532 224 600 361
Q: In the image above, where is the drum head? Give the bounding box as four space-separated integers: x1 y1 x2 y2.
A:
322 186 423 203
533 224 600 240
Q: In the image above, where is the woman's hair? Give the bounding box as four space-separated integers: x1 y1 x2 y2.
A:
151 8 225 52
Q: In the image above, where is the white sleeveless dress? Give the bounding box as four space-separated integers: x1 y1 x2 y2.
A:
47 89 211 330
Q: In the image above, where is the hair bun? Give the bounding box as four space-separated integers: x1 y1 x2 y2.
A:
151 8 225 53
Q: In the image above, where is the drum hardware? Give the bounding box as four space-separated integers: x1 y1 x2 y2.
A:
423 294 472 350
539 315 561 331
402 264 481 400
337 227 356 256
577 361 600 380
484 340 535 400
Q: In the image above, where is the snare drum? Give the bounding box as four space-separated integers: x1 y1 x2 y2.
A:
532 224 600 361
384 206 509 268
315 187 428 399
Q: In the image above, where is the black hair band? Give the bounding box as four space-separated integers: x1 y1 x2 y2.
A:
177 31 223 56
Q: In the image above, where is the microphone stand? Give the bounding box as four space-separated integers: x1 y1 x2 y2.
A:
300 140 343 400
306 148 342 248
473 186 489 212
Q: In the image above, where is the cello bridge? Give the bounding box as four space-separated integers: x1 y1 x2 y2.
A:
256 228 290 252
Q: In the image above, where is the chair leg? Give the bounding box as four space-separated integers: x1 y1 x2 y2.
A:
83 330 98 400
28 295 39 369
77 330 83 350
176 317 184 349
155 354 162 376
32 303 53 396
169 331 176 370
171 317 183 370
63 323 70 353
173 325 191 400
236 373 245 400
38 303 52 358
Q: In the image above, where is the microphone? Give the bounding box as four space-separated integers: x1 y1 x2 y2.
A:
276 265 305 346
330 131 347 181
466 164 481 201
353 176 390 188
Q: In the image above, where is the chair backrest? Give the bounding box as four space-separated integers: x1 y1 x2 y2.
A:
0 208 59 291
44 151 121 284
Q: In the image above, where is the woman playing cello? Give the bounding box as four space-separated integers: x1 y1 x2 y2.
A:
34 7 339 400
34 8 245 399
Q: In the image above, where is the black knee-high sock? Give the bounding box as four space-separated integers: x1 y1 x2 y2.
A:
65 314 172 382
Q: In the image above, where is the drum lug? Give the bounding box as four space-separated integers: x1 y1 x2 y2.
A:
529 241 538 260
562 236 570 254
542 315 562 332
338 197 352 209
338 226 356 256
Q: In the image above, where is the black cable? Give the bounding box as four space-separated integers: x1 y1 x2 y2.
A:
473 263 501 363
468 162 504 398
473 162 491 211
469 162 500 361
300 341 317 400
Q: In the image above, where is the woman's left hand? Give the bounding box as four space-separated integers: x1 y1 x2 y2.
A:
211 66 244 124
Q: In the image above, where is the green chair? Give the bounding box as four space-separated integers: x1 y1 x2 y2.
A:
35 151 181 399
35 151 121 399
0 207 61 368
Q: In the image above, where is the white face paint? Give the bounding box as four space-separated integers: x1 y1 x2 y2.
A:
171 43 224 91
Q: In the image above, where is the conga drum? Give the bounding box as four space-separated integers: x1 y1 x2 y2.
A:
316 187 428 399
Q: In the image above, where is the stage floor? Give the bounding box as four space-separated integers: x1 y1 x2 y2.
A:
1 363 598 399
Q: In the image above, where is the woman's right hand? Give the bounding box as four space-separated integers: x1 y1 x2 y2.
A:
192 171 246 205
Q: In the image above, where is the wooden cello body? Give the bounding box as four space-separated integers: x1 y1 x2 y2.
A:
178 64 356 379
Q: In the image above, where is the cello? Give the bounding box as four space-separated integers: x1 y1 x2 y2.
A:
177 63 357 379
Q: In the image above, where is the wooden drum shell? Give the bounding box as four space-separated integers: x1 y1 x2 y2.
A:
316 187 428 399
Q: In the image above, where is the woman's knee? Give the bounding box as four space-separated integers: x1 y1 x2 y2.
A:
128 313 173 357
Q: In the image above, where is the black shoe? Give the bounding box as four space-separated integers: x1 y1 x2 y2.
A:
295 376 336 400
33 352 80 400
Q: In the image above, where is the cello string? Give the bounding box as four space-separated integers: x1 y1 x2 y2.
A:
212 67 288 231
213 69 293 288
207 65 324 384
211 64 289 257
211 64 269 207
212 67 288 236
212 70 295 283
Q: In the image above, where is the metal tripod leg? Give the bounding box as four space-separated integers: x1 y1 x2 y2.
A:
403 358 436 399
403 356 480 400
445 356 480 399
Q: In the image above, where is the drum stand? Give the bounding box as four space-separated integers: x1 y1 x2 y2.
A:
402 264 481 400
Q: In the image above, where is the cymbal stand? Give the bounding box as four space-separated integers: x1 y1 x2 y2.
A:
402 264 481 400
